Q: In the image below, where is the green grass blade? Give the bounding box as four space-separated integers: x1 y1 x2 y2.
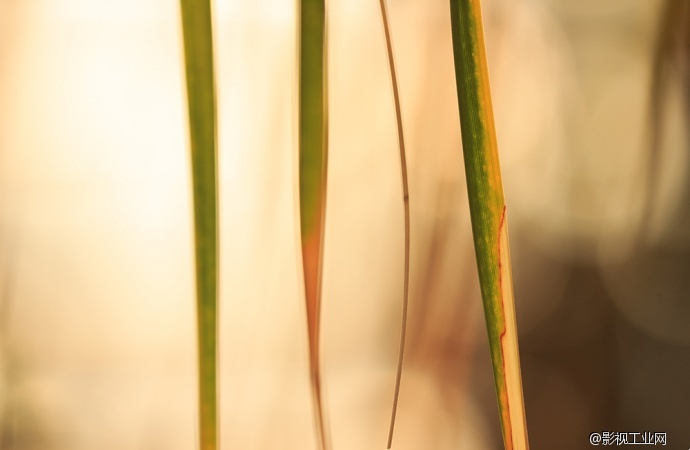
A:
180 1 218 449
448 1 529 449
298 1 330 449
375 0 411 448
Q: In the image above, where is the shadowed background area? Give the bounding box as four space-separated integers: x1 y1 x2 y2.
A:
0 0 689 449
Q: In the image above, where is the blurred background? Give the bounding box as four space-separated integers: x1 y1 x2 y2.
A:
0 0 689 448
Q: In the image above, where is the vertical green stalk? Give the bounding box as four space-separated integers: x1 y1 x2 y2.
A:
180 1 218 450
376 0 410 448
298 1 330 449
449 1 529 449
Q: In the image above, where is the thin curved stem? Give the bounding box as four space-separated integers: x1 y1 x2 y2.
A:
376 0 411 447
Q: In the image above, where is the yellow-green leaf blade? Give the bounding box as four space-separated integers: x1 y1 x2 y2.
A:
449 1 529 449
180 1 218 449
299 1 330 449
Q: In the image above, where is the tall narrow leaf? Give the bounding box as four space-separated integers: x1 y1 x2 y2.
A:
449 1 529 449
180 1 219 450
376 0 411 448
298 1 330 449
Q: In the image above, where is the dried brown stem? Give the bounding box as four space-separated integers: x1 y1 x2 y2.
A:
376 0 411 447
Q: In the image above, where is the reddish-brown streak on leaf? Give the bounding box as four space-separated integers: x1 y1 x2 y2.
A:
301 198 329 450
302 232 320 355
497 204 513 450
497 204 507 343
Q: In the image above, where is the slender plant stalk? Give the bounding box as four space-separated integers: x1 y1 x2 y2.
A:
449 1 529 449
180 1 219 450
643 0 690 235
375 0 411 448
298 1 330 449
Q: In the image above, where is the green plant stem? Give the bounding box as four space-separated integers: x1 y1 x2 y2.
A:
180 1 218 449
299 1 330 449
449 1 529 449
